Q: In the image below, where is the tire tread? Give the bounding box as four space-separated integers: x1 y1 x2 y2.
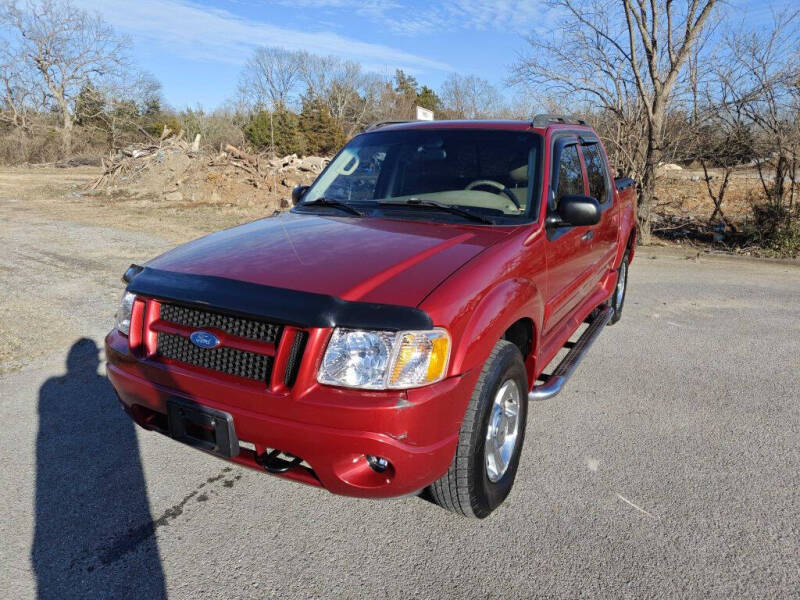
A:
429 340 517 518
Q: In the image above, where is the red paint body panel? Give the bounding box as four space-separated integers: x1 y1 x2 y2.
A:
105 120 636 498
145 213 511 306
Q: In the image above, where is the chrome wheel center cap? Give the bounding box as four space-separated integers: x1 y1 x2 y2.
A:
616 262 627 305
485 380 521 483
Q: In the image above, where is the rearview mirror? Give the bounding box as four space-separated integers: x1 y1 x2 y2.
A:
555 195 601 227
292 185 309 204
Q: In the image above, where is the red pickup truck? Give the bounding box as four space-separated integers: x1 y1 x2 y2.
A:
106 116 636 518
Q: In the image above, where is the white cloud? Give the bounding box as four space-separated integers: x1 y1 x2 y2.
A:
272 0 549 36
71 0 451 70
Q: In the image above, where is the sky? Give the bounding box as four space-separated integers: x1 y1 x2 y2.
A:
69 0 795 110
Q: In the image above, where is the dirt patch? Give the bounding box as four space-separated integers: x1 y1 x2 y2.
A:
0 166 285 242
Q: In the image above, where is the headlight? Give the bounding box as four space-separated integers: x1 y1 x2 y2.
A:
114 291 136 335
318 328 450 390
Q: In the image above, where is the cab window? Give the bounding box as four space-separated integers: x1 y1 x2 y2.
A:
555 143 584 208
582 142 610 205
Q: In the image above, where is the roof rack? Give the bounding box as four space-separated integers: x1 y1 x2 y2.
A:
365 120 412 131
530 114 589 128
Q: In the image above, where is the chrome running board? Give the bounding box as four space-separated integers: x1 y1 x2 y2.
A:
529 305 614 401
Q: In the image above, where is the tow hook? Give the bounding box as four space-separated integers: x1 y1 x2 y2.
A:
256 449 303 473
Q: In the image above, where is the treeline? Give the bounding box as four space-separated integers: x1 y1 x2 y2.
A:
0 0 519 163
236 49 515 158
1 0 798 254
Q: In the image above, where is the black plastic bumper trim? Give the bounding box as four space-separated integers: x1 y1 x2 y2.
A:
125 265 433 331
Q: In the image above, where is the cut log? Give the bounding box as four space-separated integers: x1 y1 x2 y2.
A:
224 144 258 166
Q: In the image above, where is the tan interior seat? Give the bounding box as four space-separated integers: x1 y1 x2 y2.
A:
508 165 528 207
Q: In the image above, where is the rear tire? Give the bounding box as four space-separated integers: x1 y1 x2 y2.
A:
608 249 630 325
428 340 528 518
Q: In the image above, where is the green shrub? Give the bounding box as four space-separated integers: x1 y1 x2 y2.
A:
750 201 800 257
299 96 345 156
244 107 305 156
145 115 182 139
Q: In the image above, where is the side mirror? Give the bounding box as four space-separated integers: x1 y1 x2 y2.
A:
291 185 310 204
614 177 635 192
554 195 601 227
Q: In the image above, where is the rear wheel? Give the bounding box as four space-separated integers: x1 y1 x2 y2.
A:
428 340 528 518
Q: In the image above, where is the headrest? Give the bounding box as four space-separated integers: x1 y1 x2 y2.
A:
509 165 528 183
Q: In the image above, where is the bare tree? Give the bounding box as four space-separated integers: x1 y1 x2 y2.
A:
440 73 502 119
322 63 382 137
1 0 130 152
0 40 38 129
714 11 800 212
76 71 163 149
238 46 303 110
691 119 751 230
512 0 719 244
685 36 750 230
296 51 335 101
298 52 384 135
237 47 400 136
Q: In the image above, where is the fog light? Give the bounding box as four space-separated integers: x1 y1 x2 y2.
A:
366 455 389 473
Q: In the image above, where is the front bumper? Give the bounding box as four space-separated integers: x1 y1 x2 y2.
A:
105 330 476 498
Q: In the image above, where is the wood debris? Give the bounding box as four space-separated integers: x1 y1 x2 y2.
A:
89 133 329 208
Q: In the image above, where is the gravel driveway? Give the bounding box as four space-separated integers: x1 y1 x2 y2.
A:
1 191 798 599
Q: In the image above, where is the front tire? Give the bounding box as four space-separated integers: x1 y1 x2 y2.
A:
428 340 528 518
608 250 630 325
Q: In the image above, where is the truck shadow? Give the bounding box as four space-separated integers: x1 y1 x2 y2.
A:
31 338 166 599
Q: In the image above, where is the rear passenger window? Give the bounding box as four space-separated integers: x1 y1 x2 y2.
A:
555 144 584 207
582 143 610 204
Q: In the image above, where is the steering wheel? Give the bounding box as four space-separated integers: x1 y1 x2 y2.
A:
465 179 521 209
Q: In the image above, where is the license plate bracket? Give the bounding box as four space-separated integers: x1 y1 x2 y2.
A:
167 397 239 458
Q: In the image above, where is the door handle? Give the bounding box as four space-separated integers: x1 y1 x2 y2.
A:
581 231 594 242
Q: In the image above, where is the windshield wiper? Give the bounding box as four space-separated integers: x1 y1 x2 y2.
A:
378 198 494 225
300 197 363 217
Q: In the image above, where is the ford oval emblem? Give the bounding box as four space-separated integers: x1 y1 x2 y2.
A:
189 330 220 349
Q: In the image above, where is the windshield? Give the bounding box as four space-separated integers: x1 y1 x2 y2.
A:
301 129 543 224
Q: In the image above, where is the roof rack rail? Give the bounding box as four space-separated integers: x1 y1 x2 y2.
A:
531 114 589 128
366 120 412 131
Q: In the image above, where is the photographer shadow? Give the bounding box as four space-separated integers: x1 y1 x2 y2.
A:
31 338 166 599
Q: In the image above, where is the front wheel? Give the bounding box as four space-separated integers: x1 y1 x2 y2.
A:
607 250 629 325
428 340 528 518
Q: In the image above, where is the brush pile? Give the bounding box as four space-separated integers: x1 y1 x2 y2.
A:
90 129 329 209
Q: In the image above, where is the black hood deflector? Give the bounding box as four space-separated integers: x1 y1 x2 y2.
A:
124 265 433 331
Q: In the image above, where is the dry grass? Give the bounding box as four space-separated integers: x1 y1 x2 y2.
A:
654 168 766 223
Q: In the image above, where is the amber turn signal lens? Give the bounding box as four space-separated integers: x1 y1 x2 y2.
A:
387 329 450 389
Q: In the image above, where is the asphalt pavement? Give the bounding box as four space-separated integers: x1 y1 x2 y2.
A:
1 199 798 599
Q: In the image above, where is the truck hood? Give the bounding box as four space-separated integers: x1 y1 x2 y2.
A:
145 212 512 307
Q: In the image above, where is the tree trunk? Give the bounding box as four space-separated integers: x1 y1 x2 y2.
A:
638 161 655 245
637 125 659 245
61 107 73 154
